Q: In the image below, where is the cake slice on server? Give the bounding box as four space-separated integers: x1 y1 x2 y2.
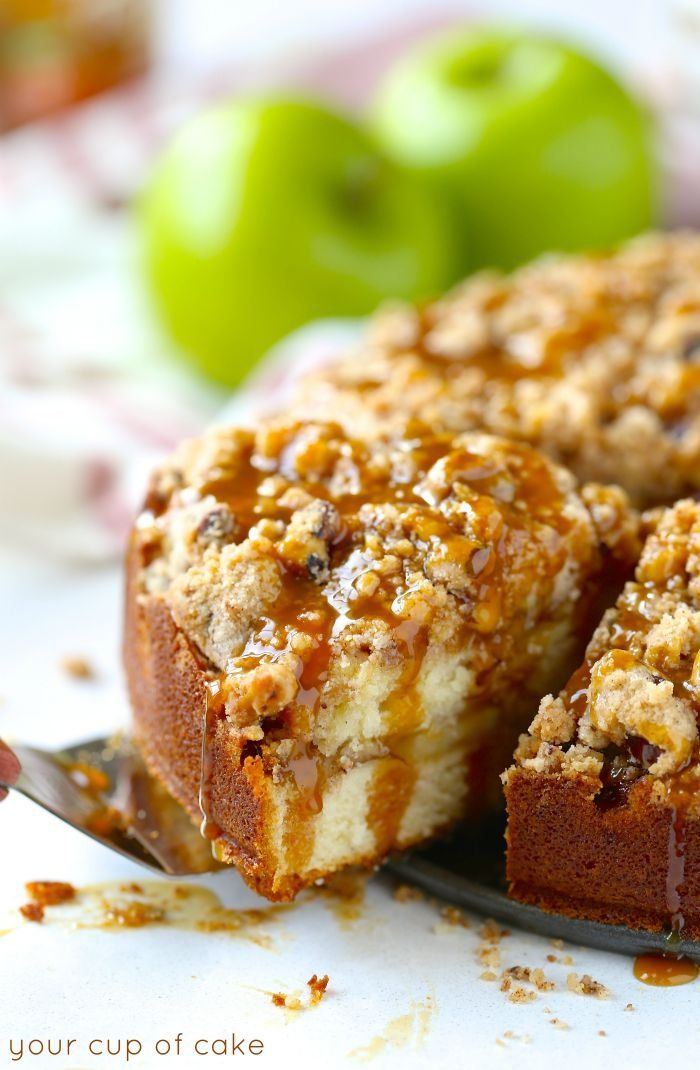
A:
504 499 700 936
125 419 638 900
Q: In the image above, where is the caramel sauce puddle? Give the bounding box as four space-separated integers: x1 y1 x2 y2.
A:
633 954 698 987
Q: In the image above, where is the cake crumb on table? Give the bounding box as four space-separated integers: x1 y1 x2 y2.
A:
393 883 424 903
549 1019 570 1031
271 992 302 1010
480 919 509 943
625 1003 635 1012
271 974 329 1011
440 905 470 928
566 972 609 998
478 946 501 971
19 902 44 923
60 655 95 680
25 881 76 906
503 966 555 992
507 986 537 1005
307 974 329 1005
19 880 76 922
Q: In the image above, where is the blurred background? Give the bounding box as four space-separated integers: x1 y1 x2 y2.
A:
1 0 699 563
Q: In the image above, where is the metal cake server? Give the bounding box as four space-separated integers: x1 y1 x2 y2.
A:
2 733 699 959
0 735 220 876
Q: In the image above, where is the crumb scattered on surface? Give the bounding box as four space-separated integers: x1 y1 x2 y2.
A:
271 992 301 1010
481 919 508 942
480 970 498 982
475 917 510 973
549 1018 570 1031
501 1031 532 1045
566 972 609 999
625 1003 635 1012
20 880 76 921
551 939 564 950
506 986 537 1005
393 884 424 903
19 901 44 923
307 974 330 1006
60 655 95 680
271 974 329 1012
440 905 470 928
503 966 555 992
598 1030 607 1037
25 881 76 906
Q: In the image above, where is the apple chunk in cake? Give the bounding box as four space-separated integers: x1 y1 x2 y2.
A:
125 419 638 900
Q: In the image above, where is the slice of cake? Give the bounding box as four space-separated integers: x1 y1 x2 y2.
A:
292 232 700 506
505 499 700 936
125 419 638 900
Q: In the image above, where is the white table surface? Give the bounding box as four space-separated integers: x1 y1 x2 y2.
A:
1 548 699 1070
2 4 699 1065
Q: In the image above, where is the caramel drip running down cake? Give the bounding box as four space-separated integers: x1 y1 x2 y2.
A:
292 232 700 506
124 420 638 899
505 499 700 937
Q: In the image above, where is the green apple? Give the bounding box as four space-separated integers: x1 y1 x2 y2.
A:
139 96 457 386
372 29 656 271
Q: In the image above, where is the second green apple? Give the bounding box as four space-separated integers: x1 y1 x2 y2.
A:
373 29 656 270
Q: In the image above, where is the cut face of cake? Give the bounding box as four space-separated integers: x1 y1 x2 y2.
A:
293 232 700 506
505 499 700 936
125 419 638 900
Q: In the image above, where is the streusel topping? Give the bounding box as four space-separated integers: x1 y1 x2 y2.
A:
293 232 700 505
512 499 700 790
135 420 637 753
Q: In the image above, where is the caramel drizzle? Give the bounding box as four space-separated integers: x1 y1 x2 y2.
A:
192 426 573 866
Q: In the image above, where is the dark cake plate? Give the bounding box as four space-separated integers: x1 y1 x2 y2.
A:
387 816 700 962
11 732 698 959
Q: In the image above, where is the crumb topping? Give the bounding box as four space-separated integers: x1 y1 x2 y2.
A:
510 499 700 799
136 420 636 807
293 233 700 506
